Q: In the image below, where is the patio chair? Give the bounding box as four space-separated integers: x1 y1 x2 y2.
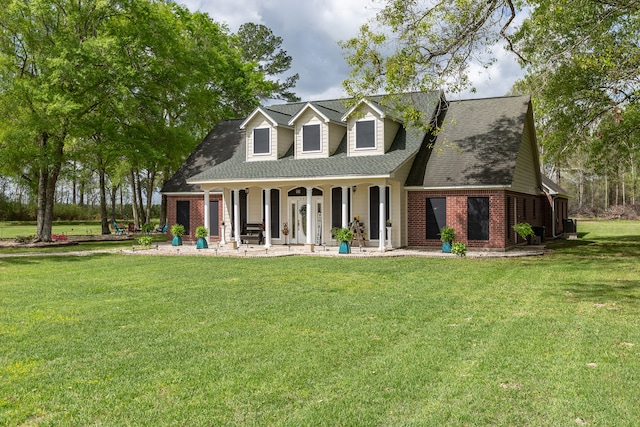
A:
113 221 126 235
156 222 168 233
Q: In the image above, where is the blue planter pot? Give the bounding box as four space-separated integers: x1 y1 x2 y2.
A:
442 241 452 253
196 237 208 249
172 236 183 246
338 241 350 254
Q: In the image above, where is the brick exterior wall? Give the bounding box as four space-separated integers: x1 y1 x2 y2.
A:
166 195 223 242
408 190 548 249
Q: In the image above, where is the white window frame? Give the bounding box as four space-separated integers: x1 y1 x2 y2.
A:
253 127 271 156
355 119 377 151
302 123 322 153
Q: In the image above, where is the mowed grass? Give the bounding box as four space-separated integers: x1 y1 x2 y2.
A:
1 221 639 426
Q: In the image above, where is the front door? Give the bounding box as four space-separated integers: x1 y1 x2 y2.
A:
289 197 323 244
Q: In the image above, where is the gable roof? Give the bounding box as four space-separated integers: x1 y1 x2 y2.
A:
542 175 569 197
406 95 533 188
186 91 443 185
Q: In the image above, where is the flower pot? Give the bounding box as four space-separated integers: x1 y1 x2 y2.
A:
442 241 452 253
338 241 350 254
172 236 183 246
196 237 208 249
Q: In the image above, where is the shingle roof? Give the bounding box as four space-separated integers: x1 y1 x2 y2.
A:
406 95 531 187
161 119 244 193
187 91 443 184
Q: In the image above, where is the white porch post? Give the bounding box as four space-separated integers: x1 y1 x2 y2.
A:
203 189 210 243
220 190 227 245
264 188 272 248
379 185 386 252
306 187 313 245
233 189 241 246
341 186 349 229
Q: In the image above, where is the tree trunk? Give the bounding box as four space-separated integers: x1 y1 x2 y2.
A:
129 169 140 230
98 162 111 235
34 133 63 243
110 184 118 222
144 169 155 224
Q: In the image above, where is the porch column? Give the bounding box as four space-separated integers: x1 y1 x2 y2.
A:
306 187 313 248
379 185 386 252
263 188 272 248
341 186 349 228
203 189 210 243
233 189 241 246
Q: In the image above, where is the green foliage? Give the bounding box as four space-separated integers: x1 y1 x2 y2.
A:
513 222 535 240
170 223 185 237
438 226 456 243
451 241 467 257
137 235 153 247
0 0 296 241
195 225 208 239
331 227 354 242
141 223 155 234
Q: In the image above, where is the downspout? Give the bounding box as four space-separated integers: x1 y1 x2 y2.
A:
551 195 562 238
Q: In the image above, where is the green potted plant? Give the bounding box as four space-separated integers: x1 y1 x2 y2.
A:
195 225 208 249
332 227 354 254
513 222 534 244
171 224 185 246
439 226 456 253
142 223 155 234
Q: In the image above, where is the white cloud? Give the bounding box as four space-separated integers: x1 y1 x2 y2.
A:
176 0 526 102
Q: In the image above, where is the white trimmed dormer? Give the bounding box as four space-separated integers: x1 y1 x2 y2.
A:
288 103 346 159
342 99 401 157
240 107 293 162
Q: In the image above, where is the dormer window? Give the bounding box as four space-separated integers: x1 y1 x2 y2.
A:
302 124 321 152
356 120 376 149
253 128 270 155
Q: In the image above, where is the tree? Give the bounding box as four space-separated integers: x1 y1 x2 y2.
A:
0 0 124 242
1 1 298 239
236 22 300 102
341 0 638 125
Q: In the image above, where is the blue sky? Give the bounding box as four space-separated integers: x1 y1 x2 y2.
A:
176 0 525 102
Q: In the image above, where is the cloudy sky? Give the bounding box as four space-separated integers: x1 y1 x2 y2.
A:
176 0 525 102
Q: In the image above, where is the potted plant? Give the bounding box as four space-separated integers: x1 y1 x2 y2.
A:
439 226 456 253
171 224 185 246
513 222 535 244
332 227 354 254
195 225 208 249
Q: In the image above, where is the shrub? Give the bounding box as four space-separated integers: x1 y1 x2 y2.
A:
138 236 153 247
513 222 534 240
451 242 467 257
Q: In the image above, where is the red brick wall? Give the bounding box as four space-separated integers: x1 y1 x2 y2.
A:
166 194 223 242
408 190 547 249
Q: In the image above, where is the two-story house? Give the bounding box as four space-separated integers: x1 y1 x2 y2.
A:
161 91 569 251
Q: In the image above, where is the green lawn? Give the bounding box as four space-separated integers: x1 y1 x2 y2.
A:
1 221 639 426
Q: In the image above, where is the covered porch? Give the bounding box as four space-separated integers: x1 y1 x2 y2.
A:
200 178 404 252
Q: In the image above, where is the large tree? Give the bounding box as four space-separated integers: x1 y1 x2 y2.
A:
0 0 297 239
0 0 123 241
341 0 639 126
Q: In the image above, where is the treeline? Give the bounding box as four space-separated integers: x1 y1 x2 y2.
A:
0 0 298 241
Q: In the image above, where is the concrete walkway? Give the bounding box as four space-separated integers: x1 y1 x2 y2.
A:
121 241 547 258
